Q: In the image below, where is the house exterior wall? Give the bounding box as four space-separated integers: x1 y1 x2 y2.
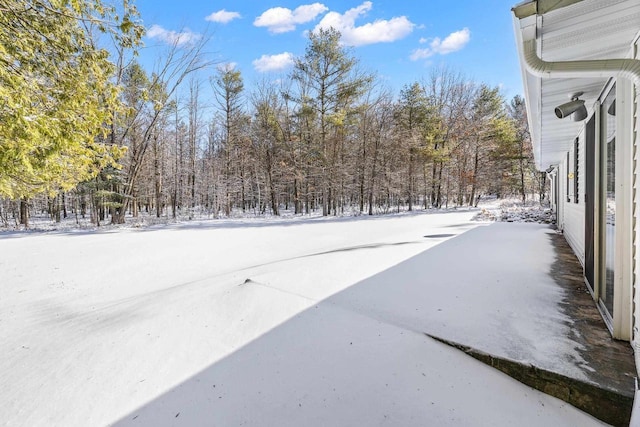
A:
562 131 586 266
512 0 640 374
550 76 635 341
631 35 640 356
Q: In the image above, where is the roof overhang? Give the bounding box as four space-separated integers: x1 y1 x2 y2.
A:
513 0 584 19
512 0 640 171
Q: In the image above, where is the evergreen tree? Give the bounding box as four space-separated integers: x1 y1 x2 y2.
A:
292 27 372 215
0 0 142 201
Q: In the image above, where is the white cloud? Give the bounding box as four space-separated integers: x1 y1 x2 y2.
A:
205 9 241 24
253 52 295 72
314 1 414 46
294 4 329 22
147 24 201 46
409 49 428 61
410 28 470 61
432 27 471 54
254 3 328 34
419 37 427 44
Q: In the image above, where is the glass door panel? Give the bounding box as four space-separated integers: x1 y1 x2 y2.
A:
600 85 616 318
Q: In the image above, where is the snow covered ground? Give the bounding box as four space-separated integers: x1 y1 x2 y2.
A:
0 208 604 426
472 197 555 224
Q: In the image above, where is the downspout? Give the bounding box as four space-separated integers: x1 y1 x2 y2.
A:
520 35 640 414
521 38 640 85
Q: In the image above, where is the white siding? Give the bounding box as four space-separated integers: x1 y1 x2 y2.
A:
631 35 640 355
564 203 585 265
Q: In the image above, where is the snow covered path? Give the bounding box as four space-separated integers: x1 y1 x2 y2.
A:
0 211 604 426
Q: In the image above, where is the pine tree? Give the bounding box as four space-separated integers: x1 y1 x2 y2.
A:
292 27 372 215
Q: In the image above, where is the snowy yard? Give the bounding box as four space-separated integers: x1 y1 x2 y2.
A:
1 208 603 426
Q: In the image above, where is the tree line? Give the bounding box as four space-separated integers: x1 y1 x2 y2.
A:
0 1 542 227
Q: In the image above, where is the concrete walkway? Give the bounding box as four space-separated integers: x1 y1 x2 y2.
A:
430 224 636 425
331 222 636 425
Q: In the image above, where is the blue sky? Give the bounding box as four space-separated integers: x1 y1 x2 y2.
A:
133 0 523 100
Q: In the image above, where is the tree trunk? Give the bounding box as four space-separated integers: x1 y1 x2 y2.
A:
322 169 328 216
265 151 279 216
62 193 67 219
436 162 444 208
368 135 381 216
423 164 428 209
240 160 246 213
55 193 61 223
469 142 480 207
408 149 414 211
20 198 28 228
519 154 527 203
154 137 162 218
294 178 301 214
431 161 438 207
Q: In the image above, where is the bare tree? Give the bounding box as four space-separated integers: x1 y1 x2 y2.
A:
110 34 211 224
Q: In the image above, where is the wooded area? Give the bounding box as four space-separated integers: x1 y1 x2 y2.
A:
0 1 543 227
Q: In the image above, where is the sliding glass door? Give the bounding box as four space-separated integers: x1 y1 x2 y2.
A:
599 84 616 320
